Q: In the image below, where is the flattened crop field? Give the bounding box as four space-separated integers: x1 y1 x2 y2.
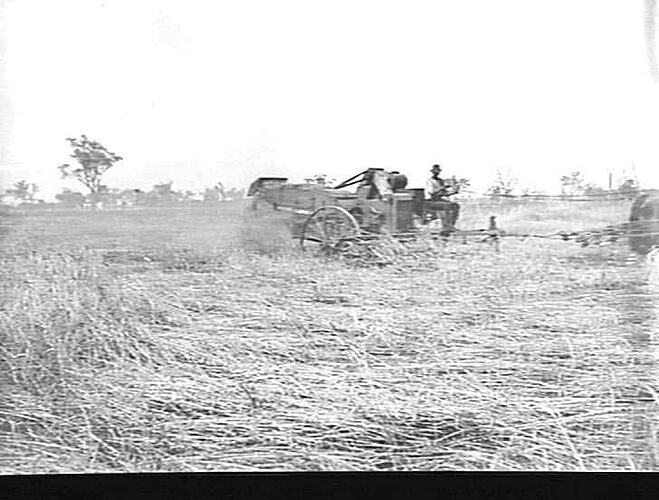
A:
1 199 658 471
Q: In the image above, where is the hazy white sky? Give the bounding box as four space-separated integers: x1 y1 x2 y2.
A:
1 0 659 199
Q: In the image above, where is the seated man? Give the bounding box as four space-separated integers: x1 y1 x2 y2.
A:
424 164 460 231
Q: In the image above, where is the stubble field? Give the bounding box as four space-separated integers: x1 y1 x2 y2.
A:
1 198 657 472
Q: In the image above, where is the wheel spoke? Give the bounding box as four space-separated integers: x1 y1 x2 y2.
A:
313 218 327 239
301 206 361 254
322 214 328 237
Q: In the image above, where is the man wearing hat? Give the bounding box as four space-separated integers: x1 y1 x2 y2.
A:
425 164 460 231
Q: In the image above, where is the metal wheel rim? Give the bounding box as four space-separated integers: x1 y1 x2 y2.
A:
300 205 362 256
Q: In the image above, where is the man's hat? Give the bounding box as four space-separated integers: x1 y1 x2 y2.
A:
431 164 441 172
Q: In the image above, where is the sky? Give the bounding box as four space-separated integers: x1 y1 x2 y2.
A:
1 0 659 200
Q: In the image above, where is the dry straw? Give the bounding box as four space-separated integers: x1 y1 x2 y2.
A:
1 201 657 472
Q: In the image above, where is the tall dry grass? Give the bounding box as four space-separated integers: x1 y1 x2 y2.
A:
0 248 196 472
0 201 657 472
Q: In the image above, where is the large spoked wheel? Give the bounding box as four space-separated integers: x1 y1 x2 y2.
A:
300 205 362 256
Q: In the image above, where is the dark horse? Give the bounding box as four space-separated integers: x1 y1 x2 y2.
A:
629 190 659 254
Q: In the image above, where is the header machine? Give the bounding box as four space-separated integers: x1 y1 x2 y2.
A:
248 168 500 256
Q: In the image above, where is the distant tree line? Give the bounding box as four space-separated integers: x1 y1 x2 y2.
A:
1 180 246 209
0 134 646 208
1 135 245 209
50 183 246 209
485 168 641 199
557 170 639 198
3 180 41 205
